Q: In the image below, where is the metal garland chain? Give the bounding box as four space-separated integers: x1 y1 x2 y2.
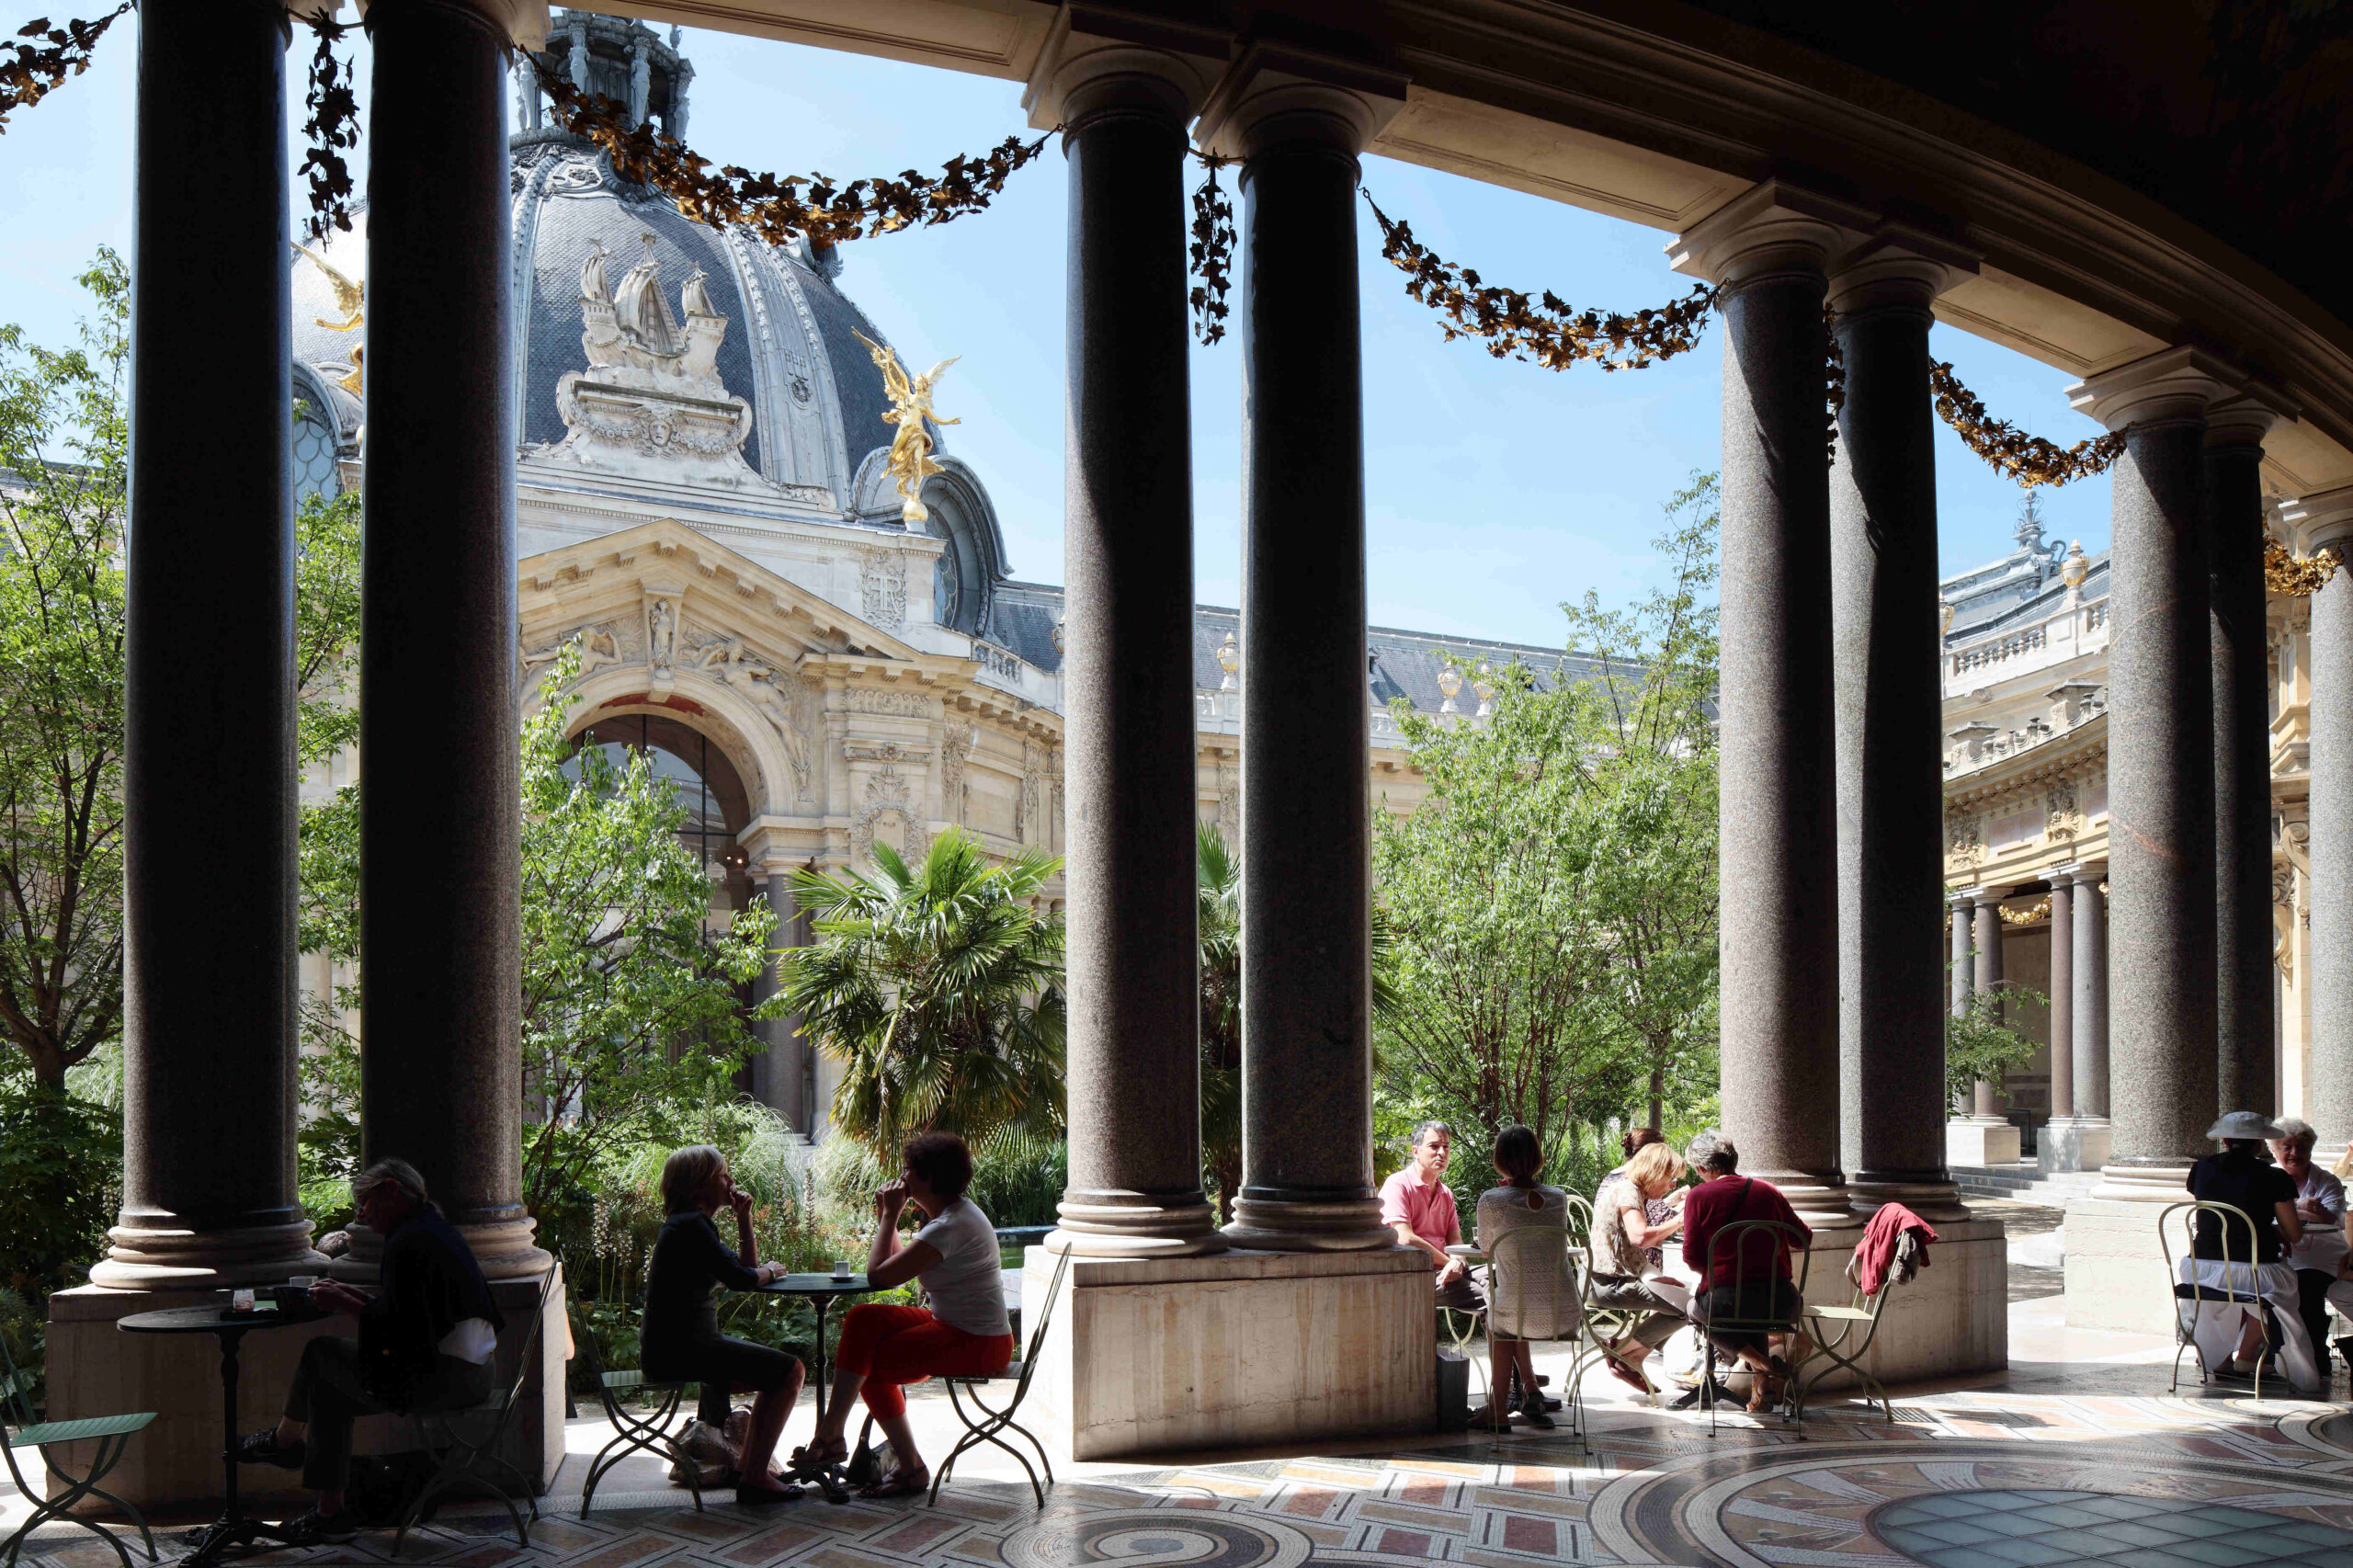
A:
0 6 128 134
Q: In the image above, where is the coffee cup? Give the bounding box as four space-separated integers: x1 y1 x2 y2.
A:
832 1260 853 1279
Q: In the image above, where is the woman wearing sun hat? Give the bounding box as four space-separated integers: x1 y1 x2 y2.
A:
2182 1111 2314 1390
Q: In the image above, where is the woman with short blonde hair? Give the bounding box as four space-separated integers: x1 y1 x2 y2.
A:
1587 1137 1692 1398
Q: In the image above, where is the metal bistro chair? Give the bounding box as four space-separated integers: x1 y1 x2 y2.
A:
0 1329 156 1568
392 1267 560 1556
1789 1241 1902 1423
927 1244 1074 1509
1569 1187 1663 1401
573 1307 702 1517
1482 1220 1585 1448
2159 1199 2276 1402
1695 1218 1812 1434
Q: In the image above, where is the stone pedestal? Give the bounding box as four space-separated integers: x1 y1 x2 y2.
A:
2039 1117 2113 1175
1787 1219 2008 1390
1022 1246 1432 1460
1947 1119 2023 1167
2064 1165 2192 1335
43 1272 568 1513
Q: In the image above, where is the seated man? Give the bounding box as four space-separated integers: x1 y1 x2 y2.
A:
237 1159 504 1544
1381 1120 1481 1313
1679 1130 1810 1415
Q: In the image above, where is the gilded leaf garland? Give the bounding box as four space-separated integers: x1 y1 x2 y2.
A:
0 6 127 134
1929 359 2125 489
1364 191 1720 371
298 15 360 242
1188 155 1235 346
532 60 1050 249
2267 540 2340 597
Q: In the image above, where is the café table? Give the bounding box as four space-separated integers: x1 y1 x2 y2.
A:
118 1297 330 1567
756 1274 870 1425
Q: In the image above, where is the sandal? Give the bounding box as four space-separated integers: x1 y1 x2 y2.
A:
857 1465 930 1499
790 1436 849 1469
1601 1354 1651 1395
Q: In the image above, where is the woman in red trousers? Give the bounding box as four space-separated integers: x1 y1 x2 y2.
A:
793 1131 1015 1497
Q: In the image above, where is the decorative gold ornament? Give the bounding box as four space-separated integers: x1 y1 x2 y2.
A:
1436 665 1461 714
1939 596 1954 635
0 5 129 136
851 331 959 524
2060 540 2089 589
1996 897 2053 926
2267 540 2341 597
1929 362 2125 488
1216 631 1240 690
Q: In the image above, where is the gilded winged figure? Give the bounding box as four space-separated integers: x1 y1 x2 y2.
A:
852 329 959 522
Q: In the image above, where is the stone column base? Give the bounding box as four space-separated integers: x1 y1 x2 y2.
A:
1051 1195 1229 1258
1023 1245 1433 1461
1847 1176 1971 1223
1947 1118 2022 1166
2039 1117 2112 1175
89 1218 327 1291
1787 1217 2009 1389
1222 1193 1393 1252
43 1268 569 1512
2064 1163 2194 1335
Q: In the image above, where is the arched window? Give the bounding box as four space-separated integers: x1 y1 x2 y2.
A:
292 403 342 500
564 713 754 907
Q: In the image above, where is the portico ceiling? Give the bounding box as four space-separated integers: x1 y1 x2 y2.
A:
574 0 2353 496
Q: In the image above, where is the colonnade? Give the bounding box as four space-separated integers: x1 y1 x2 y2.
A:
95 1 2321 1302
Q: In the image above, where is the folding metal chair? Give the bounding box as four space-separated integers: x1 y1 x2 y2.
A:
572 1307 701 1516
1695 1219 1811 1433
927 1245 1072 1508
0 1330 156 1568
392 1268 559 1554
1790 1253 1899 1422
2159 1199 2273 1401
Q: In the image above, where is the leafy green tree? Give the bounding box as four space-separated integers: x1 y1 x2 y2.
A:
0 253 128 1092
782 831 1064 1159
1372 474 1722 1171
1197 823 1241 1223
1945 984 2047 1110
297 643 781 1220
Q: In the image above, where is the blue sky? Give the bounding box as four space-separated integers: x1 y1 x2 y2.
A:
0 18 2117 650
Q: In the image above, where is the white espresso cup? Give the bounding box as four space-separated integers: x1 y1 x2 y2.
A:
832 1260 853 1279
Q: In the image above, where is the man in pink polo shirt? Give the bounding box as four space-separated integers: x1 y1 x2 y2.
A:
1381 1120 1483 1312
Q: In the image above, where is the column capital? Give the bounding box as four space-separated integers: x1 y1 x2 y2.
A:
356 0 549 50
2283 483 2353 551
1193 40 1405 161
1972 885 2016 909
2206 387 2300 450
1667 179 1874 290
2065 344 2242 432
2052 861 2108 887
1948 888 1979 912
1022 6 1231 131
1826 227 1981 314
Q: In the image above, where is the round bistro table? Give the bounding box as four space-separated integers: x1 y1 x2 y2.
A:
119 1300 330 1567
756 1275 870 1424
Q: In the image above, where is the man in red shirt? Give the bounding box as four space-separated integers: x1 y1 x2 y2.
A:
1679 1131 1811 1412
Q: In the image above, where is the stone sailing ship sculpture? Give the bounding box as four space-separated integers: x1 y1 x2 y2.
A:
538 233 779 492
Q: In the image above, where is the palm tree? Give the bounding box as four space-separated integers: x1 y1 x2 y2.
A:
782 830 1065 1158
1197 824 1243 1223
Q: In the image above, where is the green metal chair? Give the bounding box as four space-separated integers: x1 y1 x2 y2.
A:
391 1267 559 1556
1570 1187 1665 1399
572 1305 701 1516
1789 1255 1898 1422
2159 1199 2275 1401
1695 1218 1812 1433
928 1244 1073 1509
0 1325 156 1568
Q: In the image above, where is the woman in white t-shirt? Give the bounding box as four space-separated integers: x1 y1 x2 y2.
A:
791 1131 1014 1497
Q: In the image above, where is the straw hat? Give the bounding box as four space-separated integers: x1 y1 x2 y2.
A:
2206 1110 2286 1141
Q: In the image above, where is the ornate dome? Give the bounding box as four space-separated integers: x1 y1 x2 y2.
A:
286 10 1010 636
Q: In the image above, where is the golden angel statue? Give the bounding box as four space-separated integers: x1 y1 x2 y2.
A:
852 329 959 523
291 241 366 394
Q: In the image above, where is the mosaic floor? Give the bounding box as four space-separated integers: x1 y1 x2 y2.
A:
23 1379 2353 1568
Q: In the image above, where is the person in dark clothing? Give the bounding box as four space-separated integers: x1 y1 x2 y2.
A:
640 1145 805 1505
2187 1111 2303 1376
1681 1130 1813 1414
236 1159 506 1545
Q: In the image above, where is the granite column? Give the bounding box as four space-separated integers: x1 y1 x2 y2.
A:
97 0 324 1288
2048 880 2075 1118
2070 348 2234 1186
2074 866 2111 1119
356 0 549 1278
2210 401 2283 1115
1829 247 1967 1216
1671 185 1865 1224
1032 32 1224 1256
1208 66 1398 1250
1972 891 2006 1120
2298 487 2353 1154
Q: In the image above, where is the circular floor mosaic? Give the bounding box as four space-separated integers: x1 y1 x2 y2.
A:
1874 1486 2353 1567
1000 1509 1313 1568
